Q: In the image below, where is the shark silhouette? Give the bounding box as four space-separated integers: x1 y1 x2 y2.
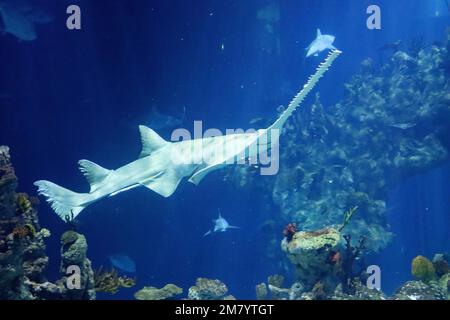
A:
306 29 337 58
203 209 239 236
34 50 342 222
0 0 52 41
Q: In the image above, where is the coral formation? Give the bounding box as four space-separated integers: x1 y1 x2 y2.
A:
281 227 340 289
37 228 51 239
432 253 449 277
267 274 284 288
411 255 436 283
59 231 96 299
94 267 136 294
0 145 97 300
331 279 387 300
392 281 446 300
267 282 304 300
0 146 50 299
134 284 183 300
255 282 268 300
188 278 229 300
438 273 450 300
227 44 450 253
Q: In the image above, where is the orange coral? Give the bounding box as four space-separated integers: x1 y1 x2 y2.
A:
12 226 30 238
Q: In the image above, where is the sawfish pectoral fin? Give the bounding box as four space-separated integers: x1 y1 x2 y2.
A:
139 169 183 197
188 163 227 185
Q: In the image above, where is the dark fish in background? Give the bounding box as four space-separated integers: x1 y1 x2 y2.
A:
386 122 417 130
256 2 281 56
147 105 185 130
377 40 402 52
108 254 136 274
0 0 52 41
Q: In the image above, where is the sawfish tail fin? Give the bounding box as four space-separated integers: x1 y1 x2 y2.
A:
34 180 91 221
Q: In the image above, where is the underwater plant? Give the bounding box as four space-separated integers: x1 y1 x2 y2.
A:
339 234 367 294
282 223 297 242
16 193 32 214
24 223 36 237
411 255 436 283
37 228 51 238
94 267 136 294
338 206 358 232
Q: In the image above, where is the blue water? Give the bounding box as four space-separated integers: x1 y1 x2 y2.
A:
0 0 449 299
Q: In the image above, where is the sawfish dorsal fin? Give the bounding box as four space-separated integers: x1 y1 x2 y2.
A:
139 125 168 158
78 159 112 193
317 28 322 37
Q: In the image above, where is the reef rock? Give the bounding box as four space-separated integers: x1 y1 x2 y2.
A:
282 228 340 288
60 231 96 300
432 253 449 277
188 278 229 300
0 146 50 299
255 282 268 300
438 273 450 300
331 280 387 300
227 44 450 253
267 282 304 300
392 280 447 300
134 284 183 300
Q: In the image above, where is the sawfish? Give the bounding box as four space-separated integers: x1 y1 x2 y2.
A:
34 50 342 221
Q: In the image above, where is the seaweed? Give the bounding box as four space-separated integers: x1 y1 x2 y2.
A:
338 206 358 232
339 234 367 294
94 267 136 294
